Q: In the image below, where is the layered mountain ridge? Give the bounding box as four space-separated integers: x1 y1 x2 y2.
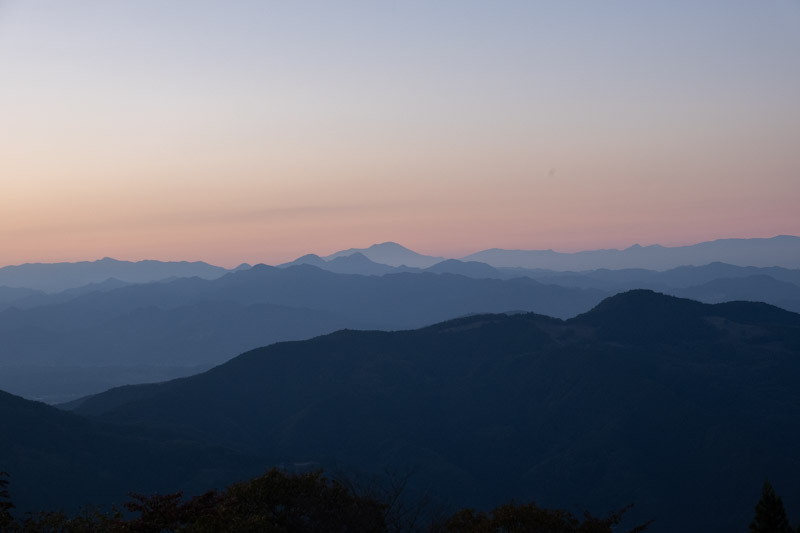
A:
40 290 800 533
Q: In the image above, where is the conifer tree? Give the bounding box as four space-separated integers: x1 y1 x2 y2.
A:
750 480 793 533
0 471 15 529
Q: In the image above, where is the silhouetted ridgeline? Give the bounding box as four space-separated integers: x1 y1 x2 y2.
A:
324 241 445 268
0 291 785 532
461 235 800 270
312 236 800 270
0 258 231 293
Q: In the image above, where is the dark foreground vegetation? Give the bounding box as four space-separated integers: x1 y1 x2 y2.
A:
3 470 799 532
1 469 652 533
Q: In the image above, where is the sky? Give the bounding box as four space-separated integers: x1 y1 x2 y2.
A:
1 1 799 267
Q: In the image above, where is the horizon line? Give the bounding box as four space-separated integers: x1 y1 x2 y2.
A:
1 233 797 270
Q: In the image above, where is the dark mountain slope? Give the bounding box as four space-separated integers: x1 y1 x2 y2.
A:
571 289 800 346
571 289 718 343
72 291 800 532
0 389 259 515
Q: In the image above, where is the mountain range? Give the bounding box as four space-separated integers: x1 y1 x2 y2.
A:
302 235 800 270
3 238 799 530
0 265 604 402
322 241 445 268
0 291 792 532
2 235 798 295
3 255 800 403
462 235 800 270
0 257 235 293
276 254 800 312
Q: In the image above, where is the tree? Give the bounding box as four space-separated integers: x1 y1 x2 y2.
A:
0 468 654 532
441 501 650 533
750 480 793 533
124 490 207 533
118 468 386 533
198 468 386 533
0 471 15 530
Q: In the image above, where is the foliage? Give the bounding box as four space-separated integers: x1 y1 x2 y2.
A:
440 501 651 533
190 469 386 533
750 480 794 533
0 472 14 530
0 468 653 533
8 469 384 533
18 507 125 533
122 490 220 533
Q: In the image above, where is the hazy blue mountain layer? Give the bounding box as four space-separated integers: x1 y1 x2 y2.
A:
280 252 417 276
0 258 231 292
519 265 800 313
324 241 444 268
524 262 800 290
4 257 800 403
462 235 800 270
0 265 604 402
5 261 799 315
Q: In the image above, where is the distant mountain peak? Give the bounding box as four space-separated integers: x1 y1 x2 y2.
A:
574 289 710 323
277 254 327 268
324 242 444 268
623 243 662 251
329 252 373 263
569 290 713 344
371 241 408 249
334 242 414 255
0 257 230 292
591 288 679 305
572 289 799 343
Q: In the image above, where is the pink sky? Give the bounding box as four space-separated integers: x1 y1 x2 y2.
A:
1 2 798 268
